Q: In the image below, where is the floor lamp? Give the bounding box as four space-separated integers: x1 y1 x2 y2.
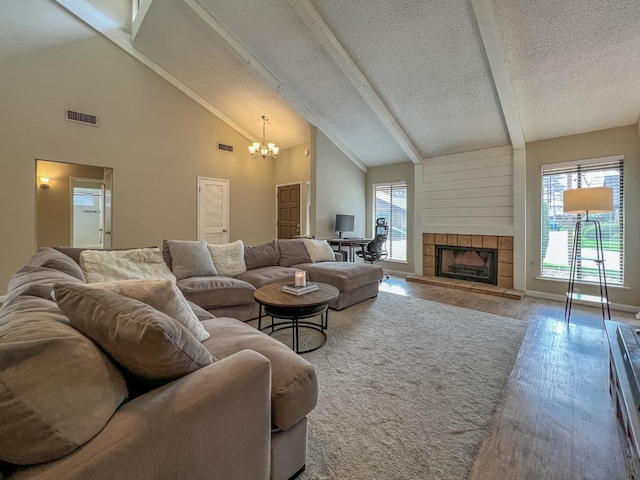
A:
563 186 613 323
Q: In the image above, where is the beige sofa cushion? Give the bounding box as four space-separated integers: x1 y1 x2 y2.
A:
0 297 128 465
28 247 85 281
4 265 84 307
202 317 317 431
244 240 279 270
235 266 298 289
165 240 217 280
277 239 311 267
207 240 247 277
87 278 209 342
54 284 213 381
295 262 384 291
177 276 256 309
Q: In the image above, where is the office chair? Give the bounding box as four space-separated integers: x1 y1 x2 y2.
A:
356 218 388 264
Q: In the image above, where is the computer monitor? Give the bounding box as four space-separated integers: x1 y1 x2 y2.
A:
335 214 355 238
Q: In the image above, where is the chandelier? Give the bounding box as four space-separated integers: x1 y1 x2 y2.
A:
249 116 279 159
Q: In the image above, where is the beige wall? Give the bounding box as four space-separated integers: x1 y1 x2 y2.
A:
275 143 311 236
311 128 367 239
367 162 415 273
0 4 276 293
526 124 640 309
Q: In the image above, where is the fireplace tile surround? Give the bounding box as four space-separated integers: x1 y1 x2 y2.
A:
423 233 514 289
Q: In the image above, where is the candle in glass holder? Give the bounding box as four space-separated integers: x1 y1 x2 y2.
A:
294 270 306 287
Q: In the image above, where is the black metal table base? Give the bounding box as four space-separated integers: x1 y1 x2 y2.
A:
258 304 329 354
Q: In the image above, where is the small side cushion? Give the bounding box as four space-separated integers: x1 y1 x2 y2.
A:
201 317 317 431
207 240 247 277
0 297 128 465
54 284 213 381
165 240 217 280
80 248 176 283
28 247 85 281
244 240 279 270
277 239 311 267
177 276 256 310
4 265 84 308
303 239 336 263
86 278 209 342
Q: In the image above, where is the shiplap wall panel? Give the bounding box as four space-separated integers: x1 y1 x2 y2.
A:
422 146 514 232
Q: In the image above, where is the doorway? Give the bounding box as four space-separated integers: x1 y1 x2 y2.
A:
276 183 301 239
36 160 113 250
70 178 104 248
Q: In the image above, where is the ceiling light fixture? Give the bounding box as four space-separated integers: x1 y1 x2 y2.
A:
249 116 279 159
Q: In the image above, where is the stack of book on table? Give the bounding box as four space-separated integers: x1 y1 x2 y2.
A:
282 283 319 296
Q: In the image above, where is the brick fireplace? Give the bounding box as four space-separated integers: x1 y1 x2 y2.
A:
423 233 514 289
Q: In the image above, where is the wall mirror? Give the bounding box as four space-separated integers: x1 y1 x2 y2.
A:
36 159 113 250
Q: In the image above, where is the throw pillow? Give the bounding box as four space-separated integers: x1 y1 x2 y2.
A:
244 240 280 270
166 240 217 280
277 239 312 267
80 248 175 283
54 284 213 381
207 240 247 277
86 278 209 342
303 239 336 262
0 296 128 465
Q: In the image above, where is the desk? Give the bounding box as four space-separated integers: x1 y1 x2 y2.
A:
326 238 372 262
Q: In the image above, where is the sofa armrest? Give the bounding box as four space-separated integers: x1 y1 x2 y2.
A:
13 350 272 480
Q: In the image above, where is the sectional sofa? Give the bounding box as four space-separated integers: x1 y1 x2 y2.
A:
0 239 383 479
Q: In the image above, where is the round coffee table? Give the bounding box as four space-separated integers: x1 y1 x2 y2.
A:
254 281 339 354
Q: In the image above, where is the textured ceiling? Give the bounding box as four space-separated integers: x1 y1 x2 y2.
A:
494 0 640 142
48 0 640 168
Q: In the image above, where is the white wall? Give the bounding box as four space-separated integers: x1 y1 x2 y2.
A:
311 128 366 239
422 146 514 235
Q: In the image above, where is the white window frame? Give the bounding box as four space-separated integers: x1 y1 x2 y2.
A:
373 181 407 262
540 155 624 285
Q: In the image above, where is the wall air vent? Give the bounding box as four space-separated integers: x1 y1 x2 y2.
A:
65 109 98 127
217 142 234 153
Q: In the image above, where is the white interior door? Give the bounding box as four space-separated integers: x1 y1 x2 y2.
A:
70 178 104 248
102 168 113 248
197 177 229 244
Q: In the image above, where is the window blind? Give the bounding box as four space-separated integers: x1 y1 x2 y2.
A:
373 182 407 261
540 157 624 285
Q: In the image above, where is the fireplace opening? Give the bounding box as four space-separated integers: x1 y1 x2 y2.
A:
435 245 498 285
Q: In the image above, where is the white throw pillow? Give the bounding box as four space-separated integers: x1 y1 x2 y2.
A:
80 248 176 284
85 278 209 342
303 239 336 263
207 240 247 277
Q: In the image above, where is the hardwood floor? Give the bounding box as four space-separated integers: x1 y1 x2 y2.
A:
379 276 637 480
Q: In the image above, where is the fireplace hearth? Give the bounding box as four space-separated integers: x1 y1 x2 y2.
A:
435 245 498 285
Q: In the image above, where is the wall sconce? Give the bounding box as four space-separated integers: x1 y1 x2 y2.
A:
39 177 50 189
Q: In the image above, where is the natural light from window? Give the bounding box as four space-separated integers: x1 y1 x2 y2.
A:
374 182 407 262
541 157 624 285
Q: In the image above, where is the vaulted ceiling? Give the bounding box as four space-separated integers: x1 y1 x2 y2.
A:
59 0 640 169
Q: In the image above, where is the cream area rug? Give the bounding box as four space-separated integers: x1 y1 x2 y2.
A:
296 292 528 479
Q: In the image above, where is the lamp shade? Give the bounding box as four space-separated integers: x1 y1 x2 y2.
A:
563 187 613 214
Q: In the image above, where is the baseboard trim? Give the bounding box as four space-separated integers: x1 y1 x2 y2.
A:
525 290 639 313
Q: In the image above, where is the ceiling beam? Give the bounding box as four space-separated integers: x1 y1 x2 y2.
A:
53 0 259 143
287 0 423 165
471 0 526 149
184 0 368 173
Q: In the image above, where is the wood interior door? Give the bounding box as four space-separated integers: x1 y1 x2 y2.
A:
277 184 301 239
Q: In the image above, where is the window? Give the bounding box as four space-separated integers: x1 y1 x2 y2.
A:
374 182 407 261
541 156 624 285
